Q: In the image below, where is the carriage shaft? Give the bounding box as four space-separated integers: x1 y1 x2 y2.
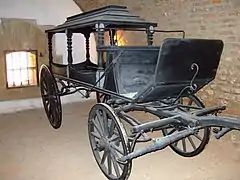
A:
197 115 240 130
118 112 240 162
124 103 239 133
131 115 182 134
159 110 240 131
119 128 195 162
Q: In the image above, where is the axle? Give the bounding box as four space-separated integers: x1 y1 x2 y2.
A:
131 115 182 134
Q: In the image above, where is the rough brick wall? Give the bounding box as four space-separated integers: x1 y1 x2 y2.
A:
75 0 240 114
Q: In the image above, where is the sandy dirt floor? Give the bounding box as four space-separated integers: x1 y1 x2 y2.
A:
0 100 239 180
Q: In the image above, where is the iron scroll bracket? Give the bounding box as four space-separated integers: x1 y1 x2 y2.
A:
189 63 199 93
171 62 199 105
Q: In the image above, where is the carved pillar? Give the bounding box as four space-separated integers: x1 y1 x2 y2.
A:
84 32 91 62
47 33 53 67
147 26 154 45
66 29 73 65
95 23 105 68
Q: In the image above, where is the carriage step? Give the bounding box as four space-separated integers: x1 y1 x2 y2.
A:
131 115 181 134
119 128 195 163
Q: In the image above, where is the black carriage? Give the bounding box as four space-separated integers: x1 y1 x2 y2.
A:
40 5 240 180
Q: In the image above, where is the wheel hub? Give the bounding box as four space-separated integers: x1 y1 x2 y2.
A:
96 140 105 151
96 137 112 151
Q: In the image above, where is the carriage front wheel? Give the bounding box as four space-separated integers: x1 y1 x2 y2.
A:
39 64 62 129
88 103 132 180
162 94 211 157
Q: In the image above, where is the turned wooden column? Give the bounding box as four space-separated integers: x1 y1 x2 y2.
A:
66 29 73 65
147 26 155 45
95 23 105 68
84 32 91 62
47 33 53 68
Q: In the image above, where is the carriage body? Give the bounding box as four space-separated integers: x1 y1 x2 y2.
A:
43 5 223 104
39 5 240 180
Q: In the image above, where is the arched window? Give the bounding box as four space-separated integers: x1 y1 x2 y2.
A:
5 50 38 88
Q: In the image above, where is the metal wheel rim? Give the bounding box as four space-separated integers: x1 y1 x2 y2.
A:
40 65 62 129
162 95 210 157
88 103 131 180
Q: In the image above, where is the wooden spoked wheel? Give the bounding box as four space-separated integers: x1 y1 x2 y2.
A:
162 95 211 157
88 103 132 180
39 64 62 129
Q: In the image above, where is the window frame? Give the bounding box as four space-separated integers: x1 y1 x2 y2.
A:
4 50 39 89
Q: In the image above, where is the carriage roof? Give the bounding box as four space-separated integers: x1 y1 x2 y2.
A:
45 5 158 34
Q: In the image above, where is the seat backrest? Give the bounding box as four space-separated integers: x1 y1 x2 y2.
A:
135 38 224 103
154 38 224 91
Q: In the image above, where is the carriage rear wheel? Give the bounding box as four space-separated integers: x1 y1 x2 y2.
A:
39 64 62 129
162 94 211 157
88 103 132 180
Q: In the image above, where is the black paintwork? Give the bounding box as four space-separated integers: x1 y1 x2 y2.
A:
105 38 224 103
137 38 224 102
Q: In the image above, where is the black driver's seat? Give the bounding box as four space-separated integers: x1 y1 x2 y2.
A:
108 38 224 103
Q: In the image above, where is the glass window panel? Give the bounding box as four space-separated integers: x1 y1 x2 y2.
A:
28 69 37 85
5 51 37 87
32 69 37 84
20 52 27 69
21 69 28 84
7 70 14 86
29 53 36 67
6 54 13 70
12 52 19 70
13 69 21 86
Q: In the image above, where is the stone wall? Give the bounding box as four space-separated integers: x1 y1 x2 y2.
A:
75 0 240 114
0 18 54 101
